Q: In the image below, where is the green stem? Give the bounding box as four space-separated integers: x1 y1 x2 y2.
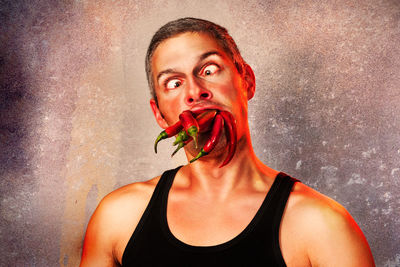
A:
187 126 198 149
171 142 185 157
190 149 208 163
154 131 168 153
173 131 189 145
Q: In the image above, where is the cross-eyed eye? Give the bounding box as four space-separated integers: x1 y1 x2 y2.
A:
165 79 182 89
201 64 219 76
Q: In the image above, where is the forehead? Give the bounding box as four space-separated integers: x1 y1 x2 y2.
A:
151 32 228 76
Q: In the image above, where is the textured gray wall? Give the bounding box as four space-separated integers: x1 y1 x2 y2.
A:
1 0 399 266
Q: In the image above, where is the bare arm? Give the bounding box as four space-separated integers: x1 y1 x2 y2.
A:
80 197 120 267
282 183 375 267
307 202 375 267
79 177 160 266
294 184 375 266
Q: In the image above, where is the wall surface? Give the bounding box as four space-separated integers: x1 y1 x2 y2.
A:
1 0 399 266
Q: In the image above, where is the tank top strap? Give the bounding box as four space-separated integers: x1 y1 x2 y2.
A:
158 165 182 194
142 165 182 215
137 165 183 223
121 165 182 264
270 172 299 265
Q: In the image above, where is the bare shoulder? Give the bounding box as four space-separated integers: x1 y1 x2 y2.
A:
287 182 350 222
281 181 375 267
80 175 161 267
100 175 161 216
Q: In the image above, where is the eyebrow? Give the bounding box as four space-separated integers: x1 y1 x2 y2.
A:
156 50 223 84
199 50 222 61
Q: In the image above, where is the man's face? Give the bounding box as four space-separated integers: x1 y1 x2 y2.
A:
150 32 254 139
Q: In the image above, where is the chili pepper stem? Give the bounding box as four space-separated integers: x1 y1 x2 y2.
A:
190 149 208 163
187 126 199 148
173 139 179 146
173 130 189 145
171 142 185 157
154 131 168 153
192 135 198 149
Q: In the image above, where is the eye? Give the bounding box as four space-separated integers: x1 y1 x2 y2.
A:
165 79 182 89
201 64 219 76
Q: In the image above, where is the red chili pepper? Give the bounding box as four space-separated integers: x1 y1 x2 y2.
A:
190 113 224 163
179 110 200 148
172 110 217 157
154 121 183 153
173 110 217 145
219 111 237 168
196 110 217 133
154 110 221 159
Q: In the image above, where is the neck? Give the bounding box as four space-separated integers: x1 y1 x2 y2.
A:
180 130 278 200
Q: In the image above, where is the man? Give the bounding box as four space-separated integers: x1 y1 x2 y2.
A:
80 18 375 266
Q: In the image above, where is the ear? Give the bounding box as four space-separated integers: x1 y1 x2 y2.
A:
243 64 255 100
150 99 169 129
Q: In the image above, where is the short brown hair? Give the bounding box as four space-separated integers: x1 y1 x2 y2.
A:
145 17 247 105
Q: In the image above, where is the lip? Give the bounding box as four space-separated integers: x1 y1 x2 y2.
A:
190 105 225 115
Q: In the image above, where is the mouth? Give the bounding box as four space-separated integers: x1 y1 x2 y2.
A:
190 105 225 115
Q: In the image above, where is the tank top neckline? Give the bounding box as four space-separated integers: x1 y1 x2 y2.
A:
159 167 287 252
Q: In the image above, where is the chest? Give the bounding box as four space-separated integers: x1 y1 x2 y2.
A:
166 193 267 246
164 190 310 267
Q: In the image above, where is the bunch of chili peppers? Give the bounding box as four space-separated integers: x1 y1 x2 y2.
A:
154 109 237 168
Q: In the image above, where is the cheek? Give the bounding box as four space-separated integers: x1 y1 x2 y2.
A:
216 77 244 106
220 76 248 130
157 96 183 125
212 74 241 100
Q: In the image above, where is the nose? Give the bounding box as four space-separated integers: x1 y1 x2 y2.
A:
184 78 212 105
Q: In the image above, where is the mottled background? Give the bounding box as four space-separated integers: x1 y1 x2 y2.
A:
1 0 399 266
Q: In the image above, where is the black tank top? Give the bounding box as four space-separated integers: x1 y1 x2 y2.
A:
122 166 299 267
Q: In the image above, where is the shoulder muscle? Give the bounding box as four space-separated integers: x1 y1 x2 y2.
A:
80 176 161 266
284 182 375 267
